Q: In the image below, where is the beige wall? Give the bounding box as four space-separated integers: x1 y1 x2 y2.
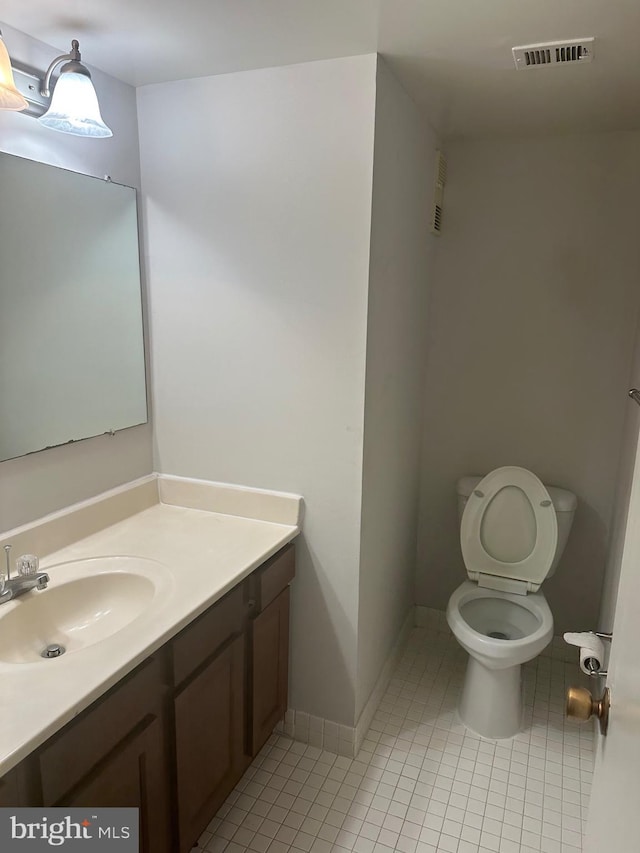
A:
417 131 640 632
0 22 152 533
356 59 437 718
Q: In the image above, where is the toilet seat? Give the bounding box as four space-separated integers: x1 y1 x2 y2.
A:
460 466 558 594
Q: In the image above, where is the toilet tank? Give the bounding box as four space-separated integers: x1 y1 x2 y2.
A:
456 475 577 577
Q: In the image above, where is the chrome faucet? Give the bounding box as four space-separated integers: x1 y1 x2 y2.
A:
1 545 49 604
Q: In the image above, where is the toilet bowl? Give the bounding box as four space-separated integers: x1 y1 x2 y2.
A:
447 581 553 738
447 466 576 739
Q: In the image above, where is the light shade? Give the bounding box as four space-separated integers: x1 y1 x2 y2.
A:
0 34 27 111
39 71 112 137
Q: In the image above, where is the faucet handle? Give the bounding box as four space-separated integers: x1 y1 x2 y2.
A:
17 554 39 576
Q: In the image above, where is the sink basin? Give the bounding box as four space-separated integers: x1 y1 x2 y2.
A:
0 556 172 664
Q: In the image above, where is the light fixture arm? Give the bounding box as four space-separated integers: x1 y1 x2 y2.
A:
40 39 90 98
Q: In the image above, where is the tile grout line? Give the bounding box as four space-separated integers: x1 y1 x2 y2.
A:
199 626 592 853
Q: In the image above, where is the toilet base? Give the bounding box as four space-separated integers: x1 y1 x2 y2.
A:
458 656 523 739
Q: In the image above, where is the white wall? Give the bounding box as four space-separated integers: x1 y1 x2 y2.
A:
356 59 437 718
0 22 152 532
137 55 378 726
417 132 640 632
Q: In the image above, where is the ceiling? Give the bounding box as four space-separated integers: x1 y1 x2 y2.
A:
2 0 639 138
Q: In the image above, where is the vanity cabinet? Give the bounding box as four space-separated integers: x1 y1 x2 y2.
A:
36 655 172 853
248 543 295 756
63 716 170 853
173 587 247 852
0 765 24 806
251 587 290 754
174 543 295 851
0 542 295 853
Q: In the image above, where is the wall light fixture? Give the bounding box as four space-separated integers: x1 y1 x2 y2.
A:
38 39 112 137
5 35 112 138
0 30 27 111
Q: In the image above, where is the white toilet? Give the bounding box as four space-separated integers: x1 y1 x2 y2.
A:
446 466 576 739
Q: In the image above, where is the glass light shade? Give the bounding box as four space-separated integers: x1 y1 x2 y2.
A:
39 71 112 137
0 35 27 110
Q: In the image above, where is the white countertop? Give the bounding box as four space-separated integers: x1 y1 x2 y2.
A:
0 485 300 776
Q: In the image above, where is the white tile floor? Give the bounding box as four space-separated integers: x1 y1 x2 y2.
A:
198 622 593 853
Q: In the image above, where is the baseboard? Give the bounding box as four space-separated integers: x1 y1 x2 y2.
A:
415 605 451 632
353 606 415 754
274 605 577 758
276 606 416 758
273 709 357 758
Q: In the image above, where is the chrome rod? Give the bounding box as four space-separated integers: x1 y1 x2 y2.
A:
592 631 613 641
629 389 640 406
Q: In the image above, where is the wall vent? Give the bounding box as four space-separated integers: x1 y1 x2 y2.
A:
430 150 446 235
512 38 595 69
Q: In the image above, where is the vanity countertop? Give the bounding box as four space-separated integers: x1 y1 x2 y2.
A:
0 476 302 776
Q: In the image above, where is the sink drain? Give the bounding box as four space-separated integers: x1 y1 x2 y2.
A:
41 644 66 659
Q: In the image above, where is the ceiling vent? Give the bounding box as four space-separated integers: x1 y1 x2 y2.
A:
512 38 595 69
430 150 446 235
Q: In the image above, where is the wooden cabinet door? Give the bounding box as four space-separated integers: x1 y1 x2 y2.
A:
175 634 245 853
39 657 165 808
251 586 290 756
63 715 172 853
0 766 21 806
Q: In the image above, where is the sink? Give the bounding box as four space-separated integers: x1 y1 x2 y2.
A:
0 556 173 664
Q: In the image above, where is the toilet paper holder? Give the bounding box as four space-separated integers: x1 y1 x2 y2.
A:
564 630 612 677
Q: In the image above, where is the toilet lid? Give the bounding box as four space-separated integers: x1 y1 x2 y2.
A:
460 466 558 593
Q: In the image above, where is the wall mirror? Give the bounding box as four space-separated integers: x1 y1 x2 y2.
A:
0 152 148 462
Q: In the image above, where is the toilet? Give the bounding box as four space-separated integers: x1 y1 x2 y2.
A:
446 466 577 739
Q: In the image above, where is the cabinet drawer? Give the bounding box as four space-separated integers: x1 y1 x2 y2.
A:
251 543 295 612
38 656 164 806
172 584 244 687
